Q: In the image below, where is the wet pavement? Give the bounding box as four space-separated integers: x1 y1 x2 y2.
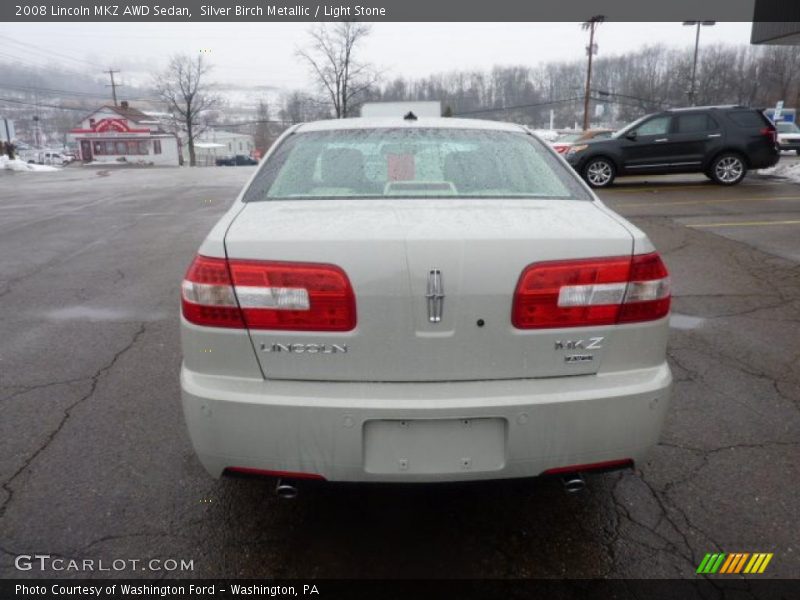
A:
0 164 798 579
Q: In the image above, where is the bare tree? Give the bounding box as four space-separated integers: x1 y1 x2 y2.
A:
154 54 220 166
297 22 379 118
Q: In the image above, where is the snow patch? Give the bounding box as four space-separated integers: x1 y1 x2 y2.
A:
531 129 560 142
758 161 800 183
0 156 61 172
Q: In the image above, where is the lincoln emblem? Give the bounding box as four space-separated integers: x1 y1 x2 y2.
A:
426 269 445 323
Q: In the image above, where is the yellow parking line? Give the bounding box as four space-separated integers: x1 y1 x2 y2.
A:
688 219 800 228
611 195 800 209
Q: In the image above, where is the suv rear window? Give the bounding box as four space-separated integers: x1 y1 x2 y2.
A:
244 128 589 201
727 110 769 128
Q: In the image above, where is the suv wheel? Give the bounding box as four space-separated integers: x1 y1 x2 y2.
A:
710 153 747 185
583 158 616 188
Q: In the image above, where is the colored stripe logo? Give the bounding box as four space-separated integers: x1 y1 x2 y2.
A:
697 552 773 574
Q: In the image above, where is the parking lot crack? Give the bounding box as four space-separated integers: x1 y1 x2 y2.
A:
0 378 90 404
610 474 695 566
0 323 147 520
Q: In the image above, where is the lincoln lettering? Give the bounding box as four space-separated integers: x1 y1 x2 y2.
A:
261 343 348 354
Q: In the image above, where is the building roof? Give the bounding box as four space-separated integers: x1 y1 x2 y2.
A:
103 104 156 122
76 103 159 125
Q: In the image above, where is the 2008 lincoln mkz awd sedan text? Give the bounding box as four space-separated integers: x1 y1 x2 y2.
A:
179 112 672 489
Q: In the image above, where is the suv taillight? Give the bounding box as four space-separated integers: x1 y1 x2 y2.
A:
512 252 670 329
182 255 356 331
760 126 777 144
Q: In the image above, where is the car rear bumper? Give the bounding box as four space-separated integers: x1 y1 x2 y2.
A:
181 362 672 482
747 146 780 169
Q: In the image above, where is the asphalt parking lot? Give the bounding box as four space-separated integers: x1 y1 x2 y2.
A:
0 163 798 580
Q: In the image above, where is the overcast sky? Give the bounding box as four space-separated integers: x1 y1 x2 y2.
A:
0 22 754 92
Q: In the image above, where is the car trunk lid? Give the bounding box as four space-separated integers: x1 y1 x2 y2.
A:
224 198 634 382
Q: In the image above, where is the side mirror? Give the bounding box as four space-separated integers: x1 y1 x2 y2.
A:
625 131 637 141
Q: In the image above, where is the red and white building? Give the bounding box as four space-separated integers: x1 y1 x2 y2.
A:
69 102 180 166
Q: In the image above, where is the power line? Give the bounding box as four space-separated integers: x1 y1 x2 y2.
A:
0 33 107 70
0 96 93 112
0 80 162 103
0 83 107 98
453 96 588 116
209 118 294 127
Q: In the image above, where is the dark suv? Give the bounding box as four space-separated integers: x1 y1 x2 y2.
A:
565 106 779 187
216 154 258 166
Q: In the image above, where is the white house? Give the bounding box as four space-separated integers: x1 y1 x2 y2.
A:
69 102 180 166
189 130 255 166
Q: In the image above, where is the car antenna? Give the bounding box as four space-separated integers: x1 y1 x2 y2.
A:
403 111 418 121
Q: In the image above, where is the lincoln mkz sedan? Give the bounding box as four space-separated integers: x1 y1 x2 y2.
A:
180 112 672 496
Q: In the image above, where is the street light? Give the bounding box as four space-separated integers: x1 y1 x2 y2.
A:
683 21 716 106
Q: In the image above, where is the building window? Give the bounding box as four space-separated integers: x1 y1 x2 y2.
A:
89 139 151 155
153 140 162 154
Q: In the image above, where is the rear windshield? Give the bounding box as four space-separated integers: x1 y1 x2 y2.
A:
244 128 589 201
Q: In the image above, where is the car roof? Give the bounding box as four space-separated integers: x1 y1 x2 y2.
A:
294 117 528 134
665 105 748 113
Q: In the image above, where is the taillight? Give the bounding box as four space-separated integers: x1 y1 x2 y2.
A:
512 252 670 329
181 255 245 328
229 259 356 331
618 253 671 323
181 255 356 331
760 126 777 144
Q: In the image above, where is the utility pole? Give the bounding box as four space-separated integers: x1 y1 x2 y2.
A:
106 69 121 106
683 21 715 106
582 15 604 131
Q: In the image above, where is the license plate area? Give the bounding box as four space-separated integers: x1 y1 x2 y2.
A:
363 418 507 475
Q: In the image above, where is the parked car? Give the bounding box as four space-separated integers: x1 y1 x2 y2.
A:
180 115 673 492
552 129 614 155
775 121 800 154
19 149 71 166
216 154 258 166
565 106 779 187
42 151 71 166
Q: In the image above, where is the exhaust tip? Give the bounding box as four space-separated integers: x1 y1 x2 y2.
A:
275 479 299 500
562 474 586 494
